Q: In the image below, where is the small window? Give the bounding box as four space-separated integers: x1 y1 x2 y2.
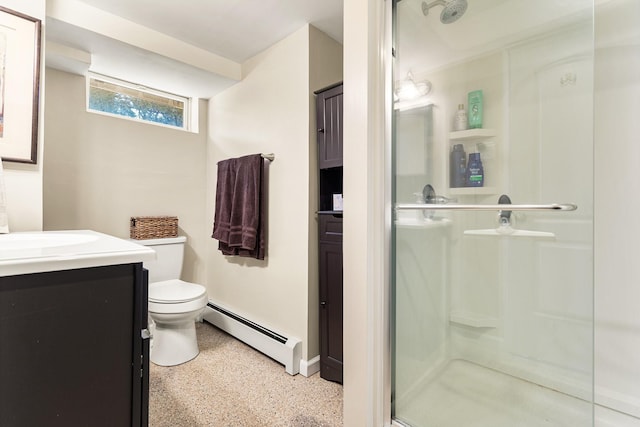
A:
87 74 190 131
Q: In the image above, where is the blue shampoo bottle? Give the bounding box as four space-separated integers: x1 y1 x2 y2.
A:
465 152 484 187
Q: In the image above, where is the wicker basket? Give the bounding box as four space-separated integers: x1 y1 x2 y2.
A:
130 216 178 239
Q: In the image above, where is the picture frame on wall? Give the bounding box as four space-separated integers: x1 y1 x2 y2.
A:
0 6 41 164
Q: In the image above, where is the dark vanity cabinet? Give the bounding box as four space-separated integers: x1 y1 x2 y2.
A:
0 264 150 427
315 82 343 384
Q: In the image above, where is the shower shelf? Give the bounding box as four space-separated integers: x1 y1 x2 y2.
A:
449 129 498 193
450 311 498 328
449 128 496 140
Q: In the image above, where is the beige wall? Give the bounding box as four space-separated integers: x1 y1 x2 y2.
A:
2 0 45 232
206 24 342 363
43 68 208 283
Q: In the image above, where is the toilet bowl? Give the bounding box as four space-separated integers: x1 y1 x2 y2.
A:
148 279 208 366
134 236 208 366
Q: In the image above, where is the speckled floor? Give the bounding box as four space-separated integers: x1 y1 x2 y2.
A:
149 322 343 427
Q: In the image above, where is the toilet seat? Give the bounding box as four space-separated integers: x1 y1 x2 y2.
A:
148 279 208 314
149 279 206 303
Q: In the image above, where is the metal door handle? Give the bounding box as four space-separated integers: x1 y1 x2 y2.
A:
395 203 577 212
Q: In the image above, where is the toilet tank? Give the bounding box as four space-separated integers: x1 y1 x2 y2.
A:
134 236 186 283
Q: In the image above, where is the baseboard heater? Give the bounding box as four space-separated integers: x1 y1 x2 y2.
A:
203 302 302 375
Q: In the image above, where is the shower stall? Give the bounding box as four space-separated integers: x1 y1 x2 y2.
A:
390 0 639 426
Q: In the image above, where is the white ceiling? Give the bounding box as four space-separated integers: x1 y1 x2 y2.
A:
69 0 344 63
45 0 344 99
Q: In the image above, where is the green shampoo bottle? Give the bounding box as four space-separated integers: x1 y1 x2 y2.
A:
467 90 483 129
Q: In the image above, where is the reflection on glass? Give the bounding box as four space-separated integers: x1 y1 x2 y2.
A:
391 1 595 426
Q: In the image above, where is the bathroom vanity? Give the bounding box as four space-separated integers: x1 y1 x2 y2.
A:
0 230 155 427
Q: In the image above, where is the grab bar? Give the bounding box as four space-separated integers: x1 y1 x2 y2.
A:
395 203 577 212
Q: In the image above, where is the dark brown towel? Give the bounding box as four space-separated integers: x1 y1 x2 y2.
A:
212 154 266 260
212 158 235 244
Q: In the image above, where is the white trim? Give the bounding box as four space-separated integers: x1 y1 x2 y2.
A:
88 72 189 103
342 0 389 424
299 356 320 377
85 72 193 132
85 108 194 133
381 0 394 425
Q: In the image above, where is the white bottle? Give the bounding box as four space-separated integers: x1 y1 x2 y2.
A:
454 104 468 131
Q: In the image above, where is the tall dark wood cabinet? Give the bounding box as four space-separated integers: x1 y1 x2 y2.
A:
315 82 343 384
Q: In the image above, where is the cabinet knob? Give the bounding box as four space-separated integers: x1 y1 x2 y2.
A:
318 128 325 133
320 301 326 307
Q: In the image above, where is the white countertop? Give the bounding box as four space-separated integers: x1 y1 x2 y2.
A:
0 230 156 277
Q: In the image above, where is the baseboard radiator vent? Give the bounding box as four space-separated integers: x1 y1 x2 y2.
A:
203 302 302 375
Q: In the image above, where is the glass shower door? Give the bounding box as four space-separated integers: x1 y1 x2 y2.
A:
391 1 594 426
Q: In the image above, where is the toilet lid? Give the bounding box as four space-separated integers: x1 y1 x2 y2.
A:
149 279 207 303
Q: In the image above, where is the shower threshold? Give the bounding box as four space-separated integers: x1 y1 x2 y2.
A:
393 359 592 427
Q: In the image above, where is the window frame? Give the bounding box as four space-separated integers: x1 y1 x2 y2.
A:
86 72 192 132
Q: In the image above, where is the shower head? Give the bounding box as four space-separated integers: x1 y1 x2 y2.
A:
421 0 468 24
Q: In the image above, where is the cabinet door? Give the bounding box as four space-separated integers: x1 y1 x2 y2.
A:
316 84 343 169
0 264 148 427
319 227 343 384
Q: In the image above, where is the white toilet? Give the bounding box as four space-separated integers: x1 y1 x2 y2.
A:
137 236 208 366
